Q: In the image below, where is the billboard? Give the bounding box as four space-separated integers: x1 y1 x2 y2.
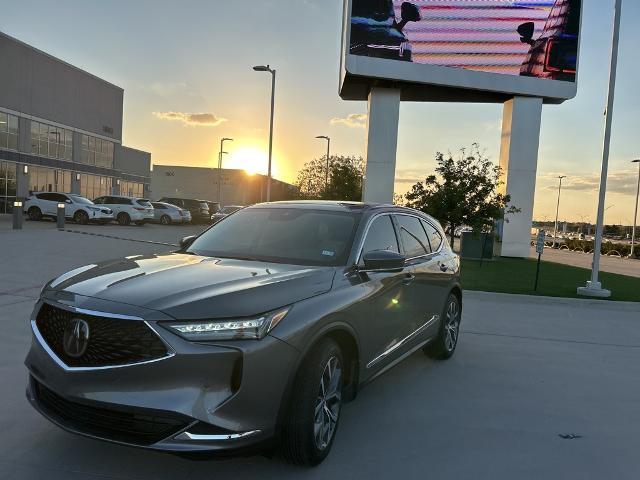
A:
341 0 582 102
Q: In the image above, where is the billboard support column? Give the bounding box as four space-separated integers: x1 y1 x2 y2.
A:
498 96 543 258
362 87 401 204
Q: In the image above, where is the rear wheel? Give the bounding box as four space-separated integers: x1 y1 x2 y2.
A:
281 338 343 466
160 215 171 225
424 293 461 360
117 212 131 226
74 210 89 225
27 207 42 221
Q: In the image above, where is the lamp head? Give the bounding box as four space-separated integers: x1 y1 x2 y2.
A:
632 159 640 164
253 65 270 72
316 135 329 140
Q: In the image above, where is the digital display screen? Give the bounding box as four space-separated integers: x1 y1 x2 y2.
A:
349 0 581 82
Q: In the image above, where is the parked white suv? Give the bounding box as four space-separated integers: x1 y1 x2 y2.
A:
24 192 114 225
93 195 154 226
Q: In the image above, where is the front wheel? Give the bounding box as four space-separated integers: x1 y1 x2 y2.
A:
281 338 343 466
160 215 171 225
117 212 131 226
27 207 42 221
424 293 461 360
74 210 89 225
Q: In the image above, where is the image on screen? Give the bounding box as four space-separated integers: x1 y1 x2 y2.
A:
349 0 581 82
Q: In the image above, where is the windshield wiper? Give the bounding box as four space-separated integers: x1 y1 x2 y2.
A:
214 254 262 262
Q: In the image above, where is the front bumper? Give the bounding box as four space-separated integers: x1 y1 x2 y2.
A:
25 296 299 453
87 211 114 222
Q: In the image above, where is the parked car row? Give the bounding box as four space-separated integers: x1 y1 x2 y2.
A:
24 193 192 226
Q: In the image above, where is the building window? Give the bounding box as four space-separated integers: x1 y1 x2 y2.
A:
0 112 19 151
28 166 72 194
80 134 113 169
0 161 17 213
120 180 144 197
30 120 73 161
79 173 112 200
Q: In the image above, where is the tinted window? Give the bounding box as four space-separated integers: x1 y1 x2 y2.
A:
94 197 104 204
53 193 68 203
68 195 93 205
396 215 431 257
152 203 166 209
188 208 361 266
422 220 443 252
198 202 209 210
136 199 152 207
118 197 132 205
360 216 399 262
37 193 57 201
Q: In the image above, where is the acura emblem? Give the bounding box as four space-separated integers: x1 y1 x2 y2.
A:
63 318 90 358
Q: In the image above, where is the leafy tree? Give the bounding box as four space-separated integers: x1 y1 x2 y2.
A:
403 144 519 249
295 155 364 201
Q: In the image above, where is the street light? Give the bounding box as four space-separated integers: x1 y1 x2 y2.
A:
253 64 276 202
218 138 233 204
315 136 331 192
553 175 566 248
631 159 640 257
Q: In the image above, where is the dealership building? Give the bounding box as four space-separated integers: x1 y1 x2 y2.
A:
151 165 298 206
0 31 150 214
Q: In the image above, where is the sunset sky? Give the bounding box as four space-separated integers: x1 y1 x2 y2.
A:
2 0 640 224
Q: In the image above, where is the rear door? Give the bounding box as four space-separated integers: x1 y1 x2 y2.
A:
421 219 455 306
394 214 441 339
37 193 58 215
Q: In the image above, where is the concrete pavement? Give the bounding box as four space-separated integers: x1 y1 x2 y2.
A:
1 224 640 479
529 246 640 278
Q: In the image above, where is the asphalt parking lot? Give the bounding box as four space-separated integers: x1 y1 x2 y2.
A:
1 219 640 479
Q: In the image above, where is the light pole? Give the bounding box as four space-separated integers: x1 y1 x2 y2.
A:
578 0 622 299
553 176 566 248
315 136 331 193
631 159 640 257
218 138 233 205
253 65 276 202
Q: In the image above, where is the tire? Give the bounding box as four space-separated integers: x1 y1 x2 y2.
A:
160 215 171 225
424 292 461 360
74 210 89 225
27 207 42 221
281 338 343 466
117 212 131 226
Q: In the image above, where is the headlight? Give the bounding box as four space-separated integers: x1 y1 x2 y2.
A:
161 307 289 341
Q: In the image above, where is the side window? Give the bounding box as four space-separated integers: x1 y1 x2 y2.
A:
422 220 443 252
38 193 56 201
360 216 399 263
53 193 68 203
396 215 431 258
94 197 104 204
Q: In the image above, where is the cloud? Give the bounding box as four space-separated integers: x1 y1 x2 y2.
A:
330 113 367 128
540 171 638 196
153 111 227 127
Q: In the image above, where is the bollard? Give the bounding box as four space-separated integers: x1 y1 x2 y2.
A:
13 201 23 230
57 203 65 229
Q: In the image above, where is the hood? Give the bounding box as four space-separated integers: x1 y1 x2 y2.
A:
47 253 336 319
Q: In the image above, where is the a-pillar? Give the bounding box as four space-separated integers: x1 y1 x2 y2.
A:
498 96 543 258
362 87 401 204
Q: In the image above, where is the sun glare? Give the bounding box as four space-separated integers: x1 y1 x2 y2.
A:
227 147 267 176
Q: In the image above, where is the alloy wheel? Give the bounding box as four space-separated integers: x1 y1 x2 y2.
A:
444 298 460 352
314 355 342 451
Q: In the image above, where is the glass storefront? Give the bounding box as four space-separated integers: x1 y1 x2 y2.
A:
79 173 112 200
28 166 72 194
30 121 73 161
0 161 17 214
119 180 144 198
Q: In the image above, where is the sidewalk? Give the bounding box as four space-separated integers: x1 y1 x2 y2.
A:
529 246 640 278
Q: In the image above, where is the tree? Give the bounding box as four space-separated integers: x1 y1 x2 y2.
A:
403 144 519 249
295 155 364 201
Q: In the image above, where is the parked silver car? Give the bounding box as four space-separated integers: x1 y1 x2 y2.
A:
151 202 191 225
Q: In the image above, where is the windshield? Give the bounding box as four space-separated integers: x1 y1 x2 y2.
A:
188 207 361 266
69 195 93 205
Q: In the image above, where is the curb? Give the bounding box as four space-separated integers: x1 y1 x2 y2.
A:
463 290 640 312
60 229 179 248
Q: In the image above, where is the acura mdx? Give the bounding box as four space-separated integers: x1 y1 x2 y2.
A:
25 201 462 466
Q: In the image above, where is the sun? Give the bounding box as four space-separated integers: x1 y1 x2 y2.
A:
226 147 267 176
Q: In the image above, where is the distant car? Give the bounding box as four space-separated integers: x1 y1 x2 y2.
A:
517 0 581 81
24 192 113 225
203 201 221 216
93 196 154 226
350 0 421 61
151 202 191 225
158 197 210 224
211 205 244 224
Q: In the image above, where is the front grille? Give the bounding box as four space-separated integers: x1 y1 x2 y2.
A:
32 379 190 446
35 303 169 368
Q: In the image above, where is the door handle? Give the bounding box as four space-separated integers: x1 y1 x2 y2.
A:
402 273 415 286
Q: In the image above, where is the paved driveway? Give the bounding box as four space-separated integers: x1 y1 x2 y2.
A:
1 224 640 479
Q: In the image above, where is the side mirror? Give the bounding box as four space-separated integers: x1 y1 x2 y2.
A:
517 22 536 46
179 235 197 249
65 199 72 204
361 250 406 273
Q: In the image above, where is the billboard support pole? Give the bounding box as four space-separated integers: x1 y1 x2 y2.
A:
578 0 622 299
362 87 401 204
